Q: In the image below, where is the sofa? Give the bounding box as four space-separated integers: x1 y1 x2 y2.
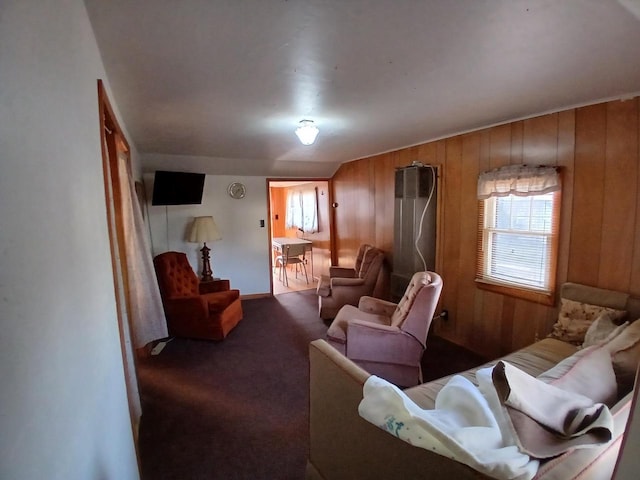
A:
307 282 640 479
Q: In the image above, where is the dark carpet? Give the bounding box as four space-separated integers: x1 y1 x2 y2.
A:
137 289 485 480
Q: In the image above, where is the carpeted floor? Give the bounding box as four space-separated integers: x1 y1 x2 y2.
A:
137 289 485 479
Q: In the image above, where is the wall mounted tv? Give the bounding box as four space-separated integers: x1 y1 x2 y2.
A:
151 170 206 205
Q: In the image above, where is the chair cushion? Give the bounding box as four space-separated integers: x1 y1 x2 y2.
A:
154 252 199 297
358 247 378 278
548 298 626 345
205 289 240 314
390 272 430 327
602 319 640 396
354 244 371 273
537 344 617 407
582 312 629 348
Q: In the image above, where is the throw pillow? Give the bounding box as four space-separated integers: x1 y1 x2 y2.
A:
582 312 629 348
537 344 618 407
548 298 626 345
602 319 640 396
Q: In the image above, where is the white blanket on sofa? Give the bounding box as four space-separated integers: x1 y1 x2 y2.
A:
358 362 613 480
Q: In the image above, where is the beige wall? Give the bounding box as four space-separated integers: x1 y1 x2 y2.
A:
332 97 640 359
0 1 140 478
145 174 272 295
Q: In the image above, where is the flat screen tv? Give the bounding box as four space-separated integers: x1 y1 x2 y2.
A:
151 170 206 205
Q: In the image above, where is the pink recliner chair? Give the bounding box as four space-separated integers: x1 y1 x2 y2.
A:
326 271 443 387
316 245 385 320
327 243 372 279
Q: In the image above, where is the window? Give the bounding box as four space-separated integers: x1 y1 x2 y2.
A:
285 188 318 233
476 165 561 304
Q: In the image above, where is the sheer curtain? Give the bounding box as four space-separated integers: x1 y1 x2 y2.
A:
285 187 318 233
117 154 167 347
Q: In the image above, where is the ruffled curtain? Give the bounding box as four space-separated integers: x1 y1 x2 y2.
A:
477 164 560 199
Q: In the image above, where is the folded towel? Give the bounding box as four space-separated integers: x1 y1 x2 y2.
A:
359 373 539 480
492 361 613 458
359 362 614 479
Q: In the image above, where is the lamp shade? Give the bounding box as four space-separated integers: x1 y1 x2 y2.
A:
188 216 221 243
295 119 319 145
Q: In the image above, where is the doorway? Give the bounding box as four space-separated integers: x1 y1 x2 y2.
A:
267 179 332 295
98 80 143 447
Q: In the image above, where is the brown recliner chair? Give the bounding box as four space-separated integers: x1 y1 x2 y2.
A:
326 271 443 387
153 251 243 340
317 245 385 320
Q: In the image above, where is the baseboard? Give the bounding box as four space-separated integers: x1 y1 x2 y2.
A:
240 293 273 300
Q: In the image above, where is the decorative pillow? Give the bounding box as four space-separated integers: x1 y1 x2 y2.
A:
548 298 626 345
537 344 618 407
582 312 629 349
602 320 640 396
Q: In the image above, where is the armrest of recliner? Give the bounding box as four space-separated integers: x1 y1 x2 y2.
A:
347 320 423 365
358 296 397 317
318 276 364 299
199 279 231 294
330 277 365 287
329 266 356 278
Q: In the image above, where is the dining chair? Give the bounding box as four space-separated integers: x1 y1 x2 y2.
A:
276 243 309 286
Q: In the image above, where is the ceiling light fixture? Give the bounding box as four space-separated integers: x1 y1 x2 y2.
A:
295 119 319 145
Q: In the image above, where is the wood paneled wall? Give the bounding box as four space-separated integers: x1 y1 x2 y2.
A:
331 97 640 358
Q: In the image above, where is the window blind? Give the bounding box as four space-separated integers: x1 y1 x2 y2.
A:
476 165 562 303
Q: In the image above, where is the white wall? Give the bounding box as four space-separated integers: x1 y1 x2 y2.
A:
0 2 139 479
145 174 272 295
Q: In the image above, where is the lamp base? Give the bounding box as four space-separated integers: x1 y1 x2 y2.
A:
200 243 213 282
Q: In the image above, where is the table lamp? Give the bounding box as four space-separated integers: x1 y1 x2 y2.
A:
188 216 221 281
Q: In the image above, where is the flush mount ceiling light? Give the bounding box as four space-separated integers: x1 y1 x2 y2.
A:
295 119 319 145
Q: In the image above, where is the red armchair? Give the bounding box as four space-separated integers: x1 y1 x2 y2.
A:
153 251 243 340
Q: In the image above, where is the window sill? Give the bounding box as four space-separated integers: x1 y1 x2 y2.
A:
475 279 555 306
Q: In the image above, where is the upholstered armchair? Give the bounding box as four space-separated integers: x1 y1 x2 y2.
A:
326 271 443 387
327 243 371 280
316 245 385 320
153 251 243 340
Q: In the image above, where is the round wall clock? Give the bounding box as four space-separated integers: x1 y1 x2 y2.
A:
227 182 246 199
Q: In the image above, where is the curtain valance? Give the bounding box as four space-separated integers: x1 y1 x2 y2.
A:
477 164 560 200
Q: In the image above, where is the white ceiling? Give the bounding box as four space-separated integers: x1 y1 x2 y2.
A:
85 0 640 178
